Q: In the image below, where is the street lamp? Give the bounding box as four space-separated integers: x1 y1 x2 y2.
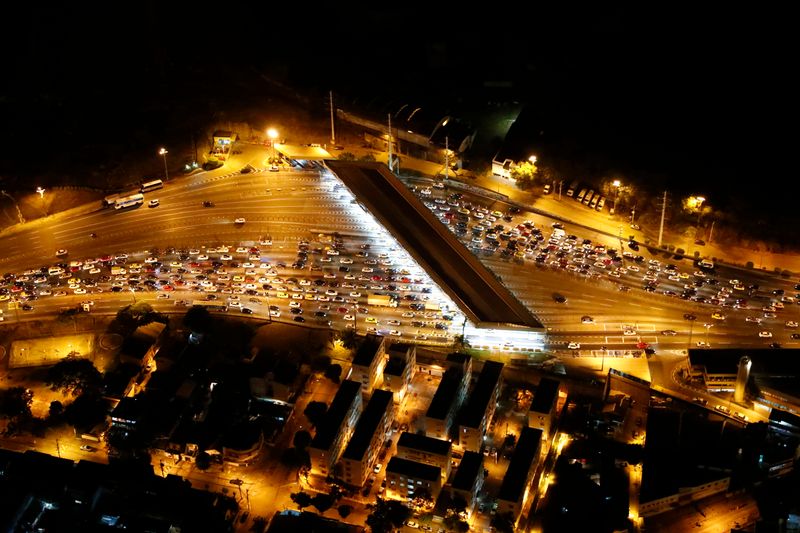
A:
158 148 169 180
36 187 47 215
612 180 621 214
267 128 279 163
528 155 537 164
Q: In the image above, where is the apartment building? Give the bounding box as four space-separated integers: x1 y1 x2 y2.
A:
497 427 543 528
458 361 504 451
348 335 386 396
340 389 394 487
382 342 416 403
425 354 471 440
309 380 362 477
396 432 452 479
385 457 443 502
448 451 484 517
528 378 566 443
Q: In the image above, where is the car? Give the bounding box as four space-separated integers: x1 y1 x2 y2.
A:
786 321 799 328
581 316 594 324
696 341 710 347
365 316 378 323
269 164 279 172
234 218 246 224
148 199 160 207
746 316 762 323
769 342 781 349
552 293 567 304
203 201 214 207
623 328 637 336
56 249 68 256
711 313 726 320
343 314 355 321
661 329 678 336
389 330 402 336
80 445 97 452
791 333 800 340
567 342 580 349
240 308 253 314
373 463 383 473
405 521 419 529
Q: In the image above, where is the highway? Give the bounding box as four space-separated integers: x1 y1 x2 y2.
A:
3 144 800 357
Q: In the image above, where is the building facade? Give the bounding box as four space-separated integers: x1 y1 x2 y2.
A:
309 380 362 477
385 457 443 503
382 342 417 403
458 361 504 451
425 354 471 441
396 432 452 480
448 451 484 518
528 378 567 444
348 335 386 396
496 427 543 528
340 389 394 487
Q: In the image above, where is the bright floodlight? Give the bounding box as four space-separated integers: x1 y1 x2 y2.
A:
158 148 168 156
612 180 621 187
267 128 278 140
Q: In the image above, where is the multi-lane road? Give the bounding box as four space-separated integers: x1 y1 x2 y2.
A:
3 147 799 356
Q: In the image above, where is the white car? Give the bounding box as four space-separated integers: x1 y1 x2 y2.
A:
234 218 246 224
785 321 799 328
567 342 581 349
343 314 355 321
148 199 160 207
389 330 402 336
56 249 68 256
289 301 301 308
759 331 773 338
269 309 281 317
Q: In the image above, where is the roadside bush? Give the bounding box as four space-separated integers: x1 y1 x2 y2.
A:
746 261 754 269
781 269 792 278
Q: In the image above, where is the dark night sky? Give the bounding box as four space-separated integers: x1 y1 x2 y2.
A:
1 4 796 218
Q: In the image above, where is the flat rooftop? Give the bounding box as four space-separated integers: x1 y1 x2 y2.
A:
311 380 361 451
451 451 483 491
386 456 441 482
325 160 543 330
353 335 382 367
426 367 463 420
387 342 414 359
342 389 393 461
460 361 504 428
498 427 542 503
397 432 451 456
689 348 800 376
530 377 561 414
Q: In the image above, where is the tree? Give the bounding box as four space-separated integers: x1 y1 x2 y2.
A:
249 516 267 533
338 329 359 350
45 357 102 397
324 364 342 383
184 305 213 335
64 393 107 432
303 401 328 427
0 387 33 421
49 400 64 419
293 430 312 450
195 451 212 471
290 491 312 510
491 511 516 533
452 334 471 353
311 493 335 513
444 512 470 533
337 504 352 519
337 152 356 161
358 153 376 162
366 498 412 533
510 161 537 190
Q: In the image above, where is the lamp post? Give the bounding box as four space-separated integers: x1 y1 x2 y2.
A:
612 180 621 215
158 148 169 180
267 128 278 163
36 187 46 215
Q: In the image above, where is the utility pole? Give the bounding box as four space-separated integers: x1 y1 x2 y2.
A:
630 204 637 225
657 191 667 247
558 180 563 200
708 220 715 244
55 438 61 458
444 137 449 181
387 113 393 172
329 90 336 146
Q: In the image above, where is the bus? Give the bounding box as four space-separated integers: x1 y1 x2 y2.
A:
114 193 144 210
103 193 122 208
140 179 164 193
191 300 228 312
